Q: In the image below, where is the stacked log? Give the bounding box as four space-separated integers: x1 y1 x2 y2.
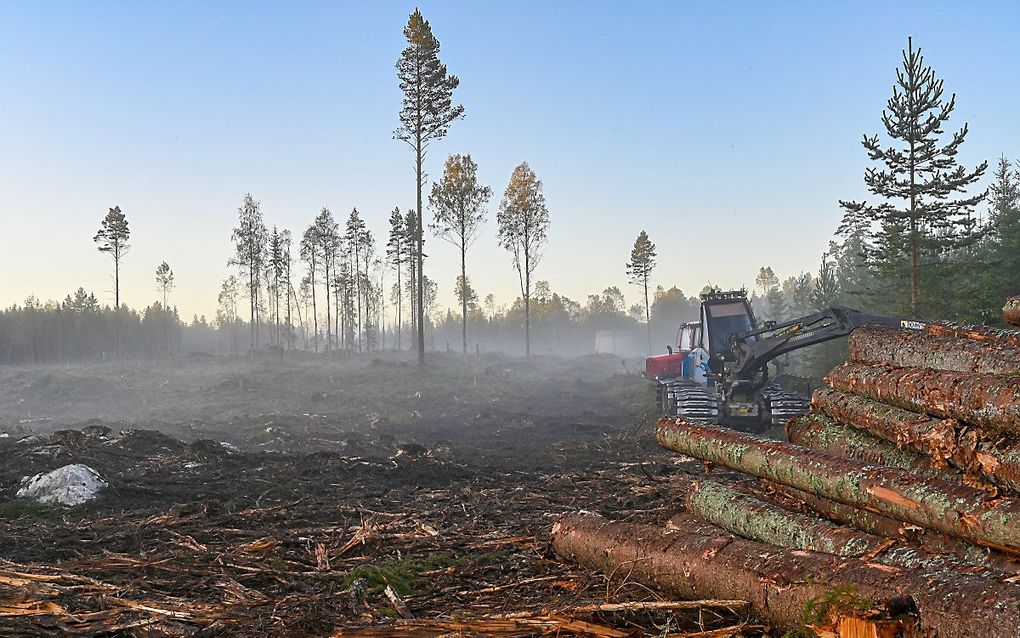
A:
1006 296 1020 327
552 312 1020 637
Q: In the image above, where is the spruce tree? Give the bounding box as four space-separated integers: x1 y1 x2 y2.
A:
839 37 987 318
988 156 1020 301
395 9 464 366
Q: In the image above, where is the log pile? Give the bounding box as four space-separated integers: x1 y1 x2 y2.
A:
552 316 1020 637
1006 296 1020 328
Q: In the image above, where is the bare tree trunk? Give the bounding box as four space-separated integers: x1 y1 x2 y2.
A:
825 362 1020 434
656 418 1020 554
764 481 1013 570
461 246 467 354
812 388 1020 494
552 514 1017 638
643 273 651 353
416 136 425 367
785 414 949 478
848 324 1020 374
684 479 1004 577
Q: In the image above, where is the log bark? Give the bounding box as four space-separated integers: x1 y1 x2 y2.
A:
656 418 1020 553
824 362 1020 434
685 479 888 557
685 477 1011 575
1006 297 1020 328
785 414 947 478
925 322 1020 348
684 478 1011 577
812 388 1020 494
763 481 1020 571
849 324 1020 374
552 513 1020 638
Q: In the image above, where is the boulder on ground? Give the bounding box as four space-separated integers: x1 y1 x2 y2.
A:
16 464 107 506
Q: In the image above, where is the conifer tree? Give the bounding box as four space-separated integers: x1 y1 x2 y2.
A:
626 230 657 352
94 206 131 310
387 207 405 350
395 9 464 365
988 156 1020 302
839 37 987 317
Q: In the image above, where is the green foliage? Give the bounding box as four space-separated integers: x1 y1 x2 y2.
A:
802 586 875 627
838 38 987 318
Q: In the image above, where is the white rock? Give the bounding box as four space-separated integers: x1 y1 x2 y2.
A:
16 464 107 506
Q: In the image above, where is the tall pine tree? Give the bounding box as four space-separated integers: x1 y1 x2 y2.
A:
625 230 657 353
839 37 987 318
395 9 464 366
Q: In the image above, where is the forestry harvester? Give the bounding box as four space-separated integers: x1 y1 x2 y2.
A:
644 289 928 427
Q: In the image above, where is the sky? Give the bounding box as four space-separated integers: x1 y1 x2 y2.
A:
1 1 1017 321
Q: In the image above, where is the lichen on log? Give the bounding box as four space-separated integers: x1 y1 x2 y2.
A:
656 418 1020 553
685 478 1015 578
552 513 1020 638
812 388 1020 494
824 362 1020 435
849 324 1020 374
785 414 947 478
763 481 1020 572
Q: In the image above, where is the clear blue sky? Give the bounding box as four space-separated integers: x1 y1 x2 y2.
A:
0 1 1014 319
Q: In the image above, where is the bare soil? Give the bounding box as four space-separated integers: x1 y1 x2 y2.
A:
0 353 760 637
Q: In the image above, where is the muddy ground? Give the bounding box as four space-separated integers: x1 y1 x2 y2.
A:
0 353 760 637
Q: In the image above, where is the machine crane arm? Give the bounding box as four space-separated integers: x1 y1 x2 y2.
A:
727 307 928 379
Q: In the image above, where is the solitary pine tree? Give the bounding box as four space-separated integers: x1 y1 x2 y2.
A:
395 9 464 366
94 206 130 356
497 162 550 357
155 261 174 307
839 37 987 318
94 206 131 309
626 230 657 352
429 153 491 354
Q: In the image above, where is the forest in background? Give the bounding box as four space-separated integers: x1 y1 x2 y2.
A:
1 31 1018 376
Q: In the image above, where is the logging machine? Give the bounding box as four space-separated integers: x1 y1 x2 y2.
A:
644 289 928 427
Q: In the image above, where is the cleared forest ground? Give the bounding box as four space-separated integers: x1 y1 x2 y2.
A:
0 354 756 636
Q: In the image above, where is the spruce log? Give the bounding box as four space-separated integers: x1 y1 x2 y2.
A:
552 513 1020 637
684 479 1009 576
813 388 1020 494
1006 297 1020 328
656 418 1020 553
785 414 947 478
849 324 1020 374
925 322 1020 348
824 362 1020 434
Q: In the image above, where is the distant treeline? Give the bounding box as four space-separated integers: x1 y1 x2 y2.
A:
0 283 704 365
